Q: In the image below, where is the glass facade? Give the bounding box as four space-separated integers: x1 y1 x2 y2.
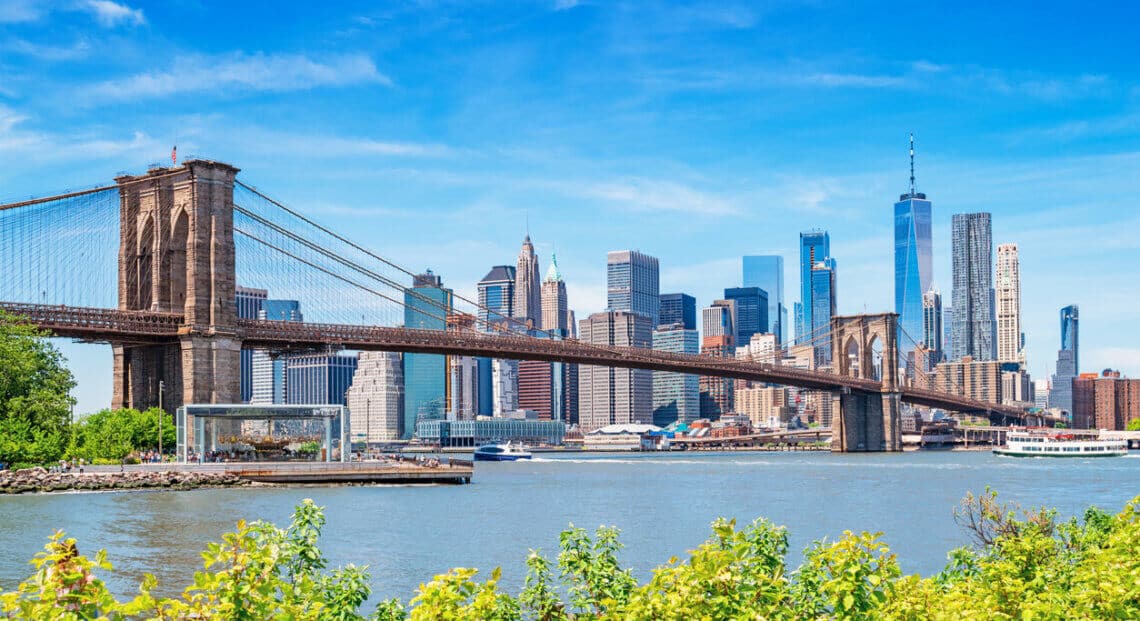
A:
285 354 359 405
809 261 837 367
950 213 994 361
607 250 660 326
724 286 768 346
893 196 932 357
235 286 267 403
651 326 700 427
477 265 515 329
798 231 830 344
1061 305 1079 373
403 271 454 439
658 293 696 330
922 290 943 368
742 255 785 344
251 299 302 405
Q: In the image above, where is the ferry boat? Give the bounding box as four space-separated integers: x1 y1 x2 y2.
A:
994 429 1127 458
473 442 533 462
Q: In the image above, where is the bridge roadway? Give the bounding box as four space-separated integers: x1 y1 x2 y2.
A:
1 302 1033 422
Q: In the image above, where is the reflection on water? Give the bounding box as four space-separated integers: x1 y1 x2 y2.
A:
1 451 1137 605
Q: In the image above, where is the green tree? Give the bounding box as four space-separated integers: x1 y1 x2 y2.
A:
0 310 75 467
1127 417 1140 431
69 407 176 461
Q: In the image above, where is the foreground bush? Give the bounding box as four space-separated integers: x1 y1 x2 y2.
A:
2 491 1138 619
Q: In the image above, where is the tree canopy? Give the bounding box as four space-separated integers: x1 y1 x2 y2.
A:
70 407 176 461
0 310 75 467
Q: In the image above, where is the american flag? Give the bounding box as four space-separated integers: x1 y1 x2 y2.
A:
171 145 177 165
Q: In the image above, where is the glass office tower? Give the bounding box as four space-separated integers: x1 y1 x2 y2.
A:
403 271 453 439
658 293 696 330
798 231 830 344
724 286 769 347
1060 304 1079 373
894 192 932 356
742 255 785 344
607 250 660 326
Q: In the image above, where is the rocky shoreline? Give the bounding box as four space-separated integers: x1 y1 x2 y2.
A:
0 467 250 494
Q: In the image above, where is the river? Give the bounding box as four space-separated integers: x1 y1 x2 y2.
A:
1 450 1138 604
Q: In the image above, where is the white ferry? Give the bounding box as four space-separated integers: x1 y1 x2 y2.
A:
994 429 1127 458
473 442 533 462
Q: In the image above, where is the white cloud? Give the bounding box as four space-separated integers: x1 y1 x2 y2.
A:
576 177 740 216
0 0 42 23
553 0 579 10
797 72 909 88
5 37 92 61
81 52 391 101
82 0 144 26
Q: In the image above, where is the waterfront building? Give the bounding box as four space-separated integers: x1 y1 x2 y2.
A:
742 255 786 345
415 418 566 447
700 301 736 418
950 213 995 361
658 293 696 330
578 311 653 431
345 351 403 443
651 323 700 427
285 353 358 405
513 235 541 328
236 286 268 403
995 243 1023 363
724 286 769 347
402 271 453 438
809 259 837 368
607 250 660 326
1072 372 1140 430
797 230 830 344
583 423 663 451
894 138 933 368
922 289 944 369
250 298 303 405
932 356 1003 405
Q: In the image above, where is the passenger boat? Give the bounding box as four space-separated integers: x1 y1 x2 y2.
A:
994 429 1127 458
473 442 533 462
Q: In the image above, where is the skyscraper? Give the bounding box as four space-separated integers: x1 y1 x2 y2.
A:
538 254 577 422
607 250 660 327
250 298 302 405
700 300 736 418
477 265 515 329
922 289 944 368
652 324 700 427
403 271 453 438
798 230 830 344
894 136 933 361
540 254 570 334
951 213 994 361
809 259 837 368
1061 304 1079 373
724 286 769 347
285 353 358 405
449 355 479 420
658 293 696 330
995 243 1022 363
743 255 785 344
236 286 268 403
513 235 541 328
578 311 653 431
346 351 403 443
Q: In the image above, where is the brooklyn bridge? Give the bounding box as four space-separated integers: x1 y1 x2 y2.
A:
0 159 1046 452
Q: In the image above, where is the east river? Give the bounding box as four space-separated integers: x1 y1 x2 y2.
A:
1 451 1138 604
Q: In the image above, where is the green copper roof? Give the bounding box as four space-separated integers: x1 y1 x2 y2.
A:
544 253 562 282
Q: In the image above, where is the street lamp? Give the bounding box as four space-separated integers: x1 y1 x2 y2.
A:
158 380 164 459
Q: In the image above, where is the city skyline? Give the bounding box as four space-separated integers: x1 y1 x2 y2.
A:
4 1 1140 413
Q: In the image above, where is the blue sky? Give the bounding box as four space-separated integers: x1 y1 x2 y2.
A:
2 0 1139 414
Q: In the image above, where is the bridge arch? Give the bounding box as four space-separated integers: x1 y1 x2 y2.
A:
167 208 189 312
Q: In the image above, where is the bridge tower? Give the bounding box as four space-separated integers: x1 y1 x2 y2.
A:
831 313 902 452
111 160 242 412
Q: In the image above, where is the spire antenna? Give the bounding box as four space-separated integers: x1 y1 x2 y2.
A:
909 132 916 197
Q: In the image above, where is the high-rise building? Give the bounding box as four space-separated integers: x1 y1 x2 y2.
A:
651 324 700 427
943 306 954 361
1073 373 1140 430
236 286 268 403
518 360 554 420
449 355 479 420
403 271 453 438
724 286 769 347
932 356 1004 405
700 300 736 418
491 358 518 416
250 299 302 405
951 213 994 361
578 311 653 431
286 353 358 405
742 255 786 345
607 250 660 326
922 289 944 369
894 136 933 365
513 235 541 328
1061 305 1079 373
658 293 696 330
1033 379 1051 410
995 243 1022 363
537 253 577 422
346 351 403 443
477 265 515 330
798 230 830 343
809 259 837 368
541 254 570 334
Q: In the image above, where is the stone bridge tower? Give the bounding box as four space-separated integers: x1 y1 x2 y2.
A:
111 160 242 412
831 313 902 452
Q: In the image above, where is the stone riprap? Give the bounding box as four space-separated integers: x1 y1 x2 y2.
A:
0 467 248 494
